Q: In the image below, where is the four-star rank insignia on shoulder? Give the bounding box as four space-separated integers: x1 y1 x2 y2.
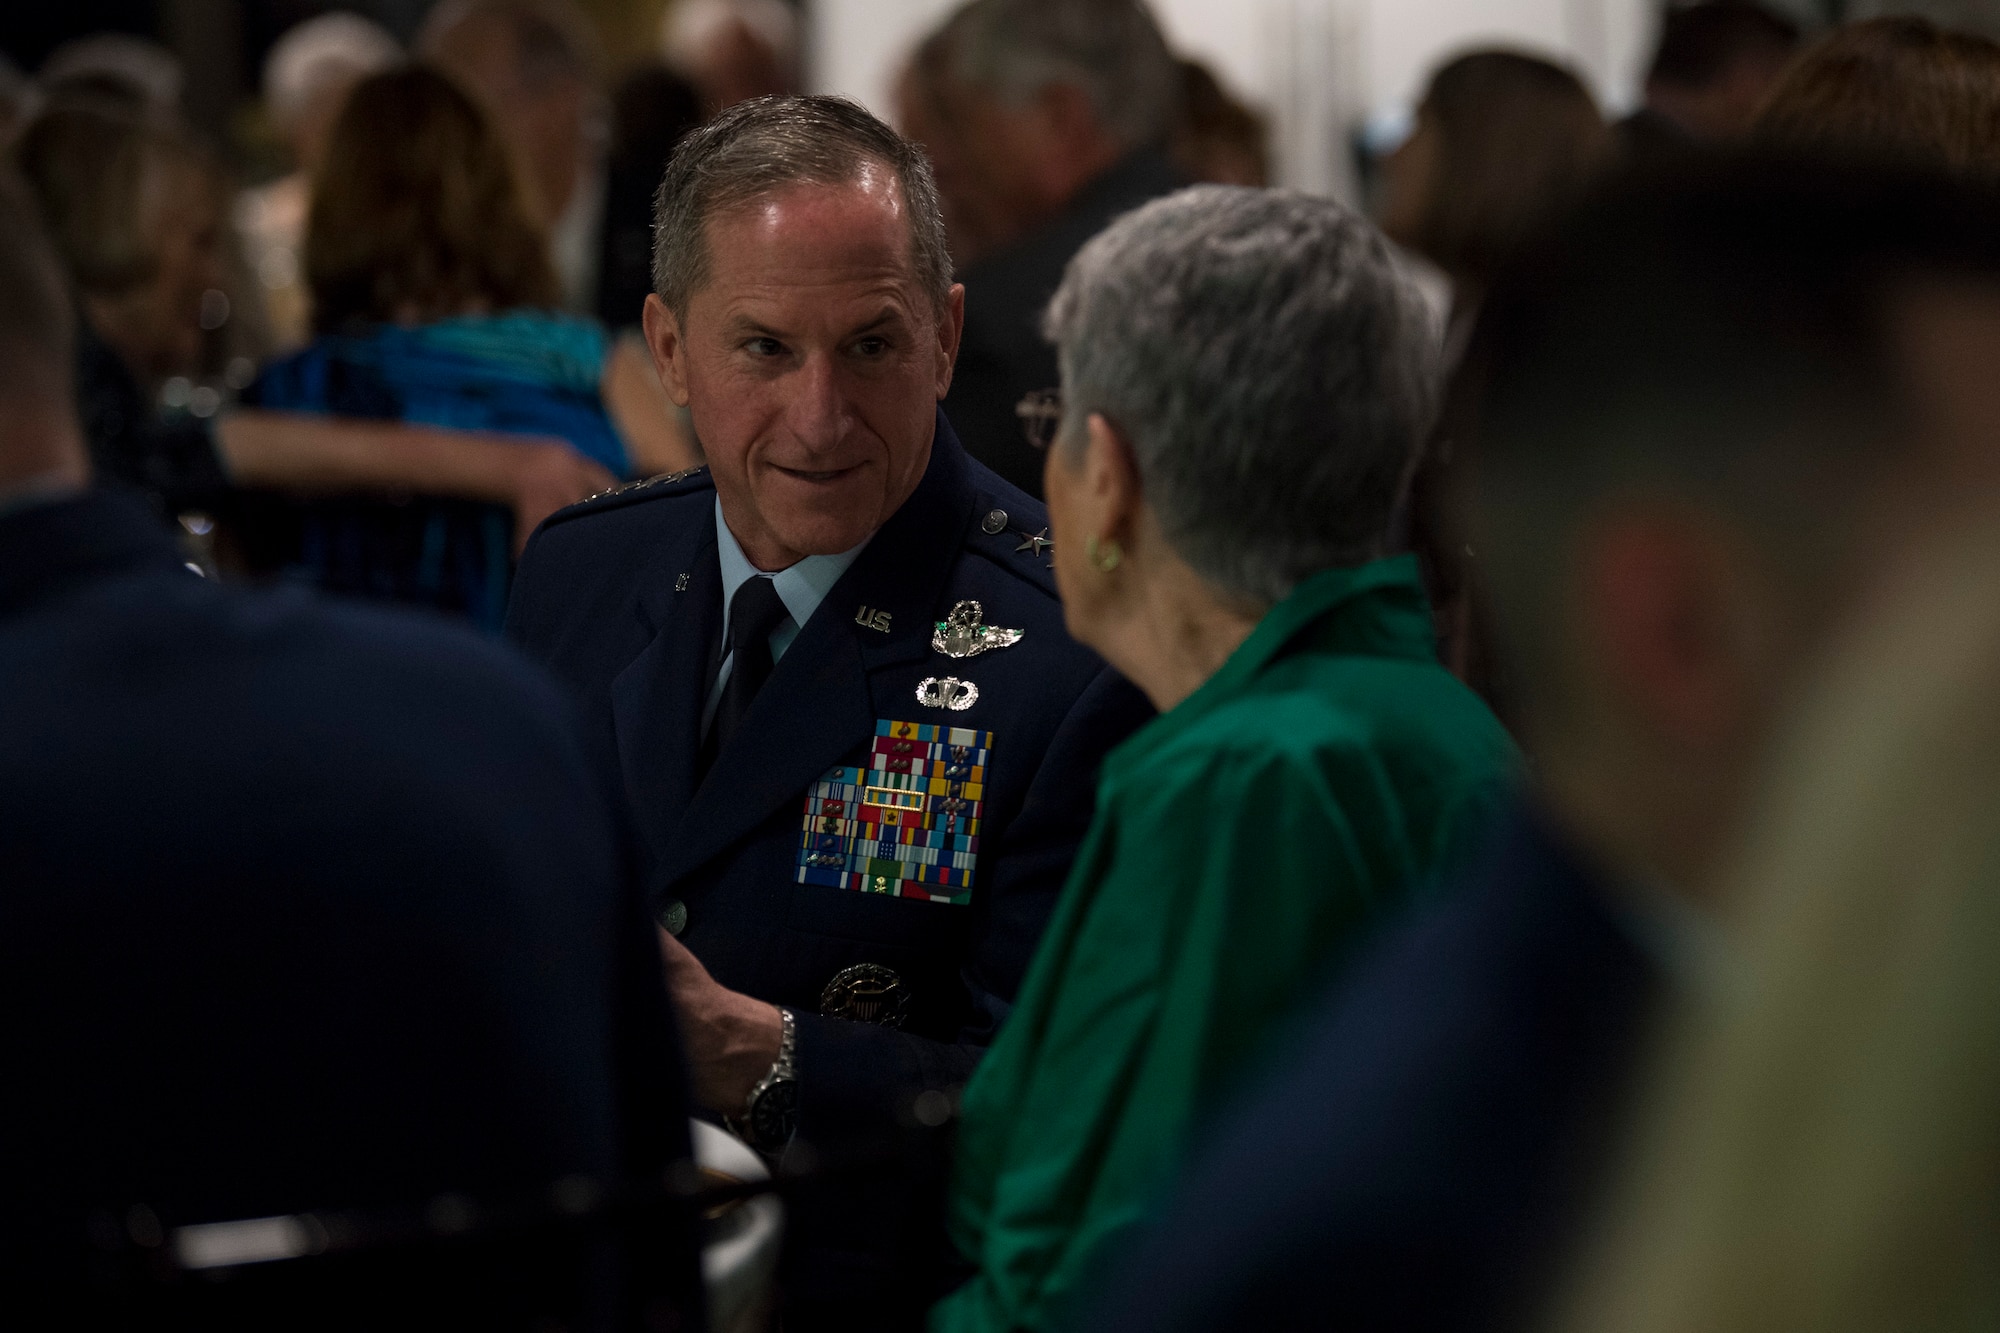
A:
932 599 1024 658
795 720 993 906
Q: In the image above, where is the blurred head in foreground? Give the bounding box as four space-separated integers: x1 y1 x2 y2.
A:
306 65 557 334
1754 16 2000 177
1458 155 2000 899
1642 1 1800 142
1040 185 1438 680
1381 49 1607 297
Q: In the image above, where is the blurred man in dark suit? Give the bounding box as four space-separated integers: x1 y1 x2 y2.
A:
0 182 700 1330
1080 159 2000 1332
908 0 1183 497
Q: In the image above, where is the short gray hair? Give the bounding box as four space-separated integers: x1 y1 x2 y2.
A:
939 0 1179 148
1045 186 1440 607
651 94 952 317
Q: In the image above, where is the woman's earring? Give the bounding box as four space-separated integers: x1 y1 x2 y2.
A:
1085 536 1122 573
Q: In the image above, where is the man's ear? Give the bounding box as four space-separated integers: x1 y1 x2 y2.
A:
1582 510 1765 747
934 282 966 400
642 293 692 408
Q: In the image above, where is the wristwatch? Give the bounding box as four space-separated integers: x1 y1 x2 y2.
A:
733 1007 798 1154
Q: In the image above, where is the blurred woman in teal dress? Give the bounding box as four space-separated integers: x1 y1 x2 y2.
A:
245 65 692 629
934 187 1519 1333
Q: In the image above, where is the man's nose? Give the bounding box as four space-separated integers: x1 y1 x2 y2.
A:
783 354 853 452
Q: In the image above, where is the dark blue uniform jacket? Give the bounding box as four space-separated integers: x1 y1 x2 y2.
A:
1081 806 1665 1333
506 412 1150 1315
0 489 699 1325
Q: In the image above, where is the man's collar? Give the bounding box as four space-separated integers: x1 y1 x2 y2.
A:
712 495 871 635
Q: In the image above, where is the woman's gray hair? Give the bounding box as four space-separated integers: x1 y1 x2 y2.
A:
651 94 952 317
1044 185 1441 607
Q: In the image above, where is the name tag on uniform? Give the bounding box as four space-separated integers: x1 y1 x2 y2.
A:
794 719 992 906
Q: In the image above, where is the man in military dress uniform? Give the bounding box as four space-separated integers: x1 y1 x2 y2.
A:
505 96 1150 1322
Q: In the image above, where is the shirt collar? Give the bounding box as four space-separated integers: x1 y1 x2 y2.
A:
712 495 870 636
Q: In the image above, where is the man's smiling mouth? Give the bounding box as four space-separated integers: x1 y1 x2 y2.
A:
773 464 864 483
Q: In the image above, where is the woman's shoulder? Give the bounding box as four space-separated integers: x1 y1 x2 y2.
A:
1115 663 1506 799
399 310 611 389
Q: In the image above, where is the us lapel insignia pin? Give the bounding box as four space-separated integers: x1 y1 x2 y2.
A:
1016 528 1053 558
917 676 979 711
855 605 892 633
932 600 1025 658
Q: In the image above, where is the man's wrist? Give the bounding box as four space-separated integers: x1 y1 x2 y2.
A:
715 996 786 1109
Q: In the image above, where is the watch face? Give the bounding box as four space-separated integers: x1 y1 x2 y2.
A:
748 1078 800 1147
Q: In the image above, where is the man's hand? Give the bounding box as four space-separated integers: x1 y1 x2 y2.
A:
658 928 785 1115
509 442 616 552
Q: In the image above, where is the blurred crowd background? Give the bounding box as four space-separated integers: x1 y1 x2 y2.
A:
0 0 1964 626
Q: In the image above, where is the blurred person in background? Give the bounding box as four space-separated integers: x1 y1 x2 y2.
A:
598 64 704 331
1078 158 2000 1333
38 32 183 118
1379 49 1607 327
244 65 690 631
422 0 608 316
1753 15 2000 176
0 176 703 1331
1380 49 1606 707
934 186 1517 1333
1170 59 1268 187
14 101 622 565
1620 1 1800 159
662 0 801 114
1553 496 2000 1333
237 12 401 351
919 0 1184 498
894 26 1018 270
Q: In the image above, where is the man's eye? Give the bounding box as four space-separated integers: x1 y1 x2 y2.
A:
745 337 784 356
854 337 890 356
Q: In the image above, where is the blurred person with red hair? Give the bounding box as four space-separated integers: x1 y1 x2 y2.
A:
242 64 689 629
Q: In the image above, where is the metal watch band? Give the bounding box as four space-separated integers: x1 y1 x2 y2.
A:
731 1007 797 1153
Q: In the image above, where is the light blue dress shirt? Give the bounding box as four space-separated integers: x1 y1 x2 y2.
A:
702 496 870 733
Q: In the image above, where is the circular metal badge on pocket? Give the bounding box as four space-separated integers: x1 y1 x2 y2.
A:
820 963 911 1028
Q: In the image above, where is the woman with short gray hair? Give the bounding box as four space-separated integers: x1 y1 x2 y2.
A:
934 186 1519 1333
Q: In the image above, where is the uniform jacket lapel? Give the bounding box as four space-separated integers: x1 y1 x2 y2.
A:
611 515 720 864
657 413 977 887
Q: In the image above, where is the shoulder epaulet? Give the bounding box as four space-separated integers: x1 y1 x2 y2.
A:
543 465 712 529
965 495 1060 598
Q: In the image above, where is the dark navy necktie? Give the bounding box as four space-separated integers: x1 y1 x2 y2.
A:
705 574 790 766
